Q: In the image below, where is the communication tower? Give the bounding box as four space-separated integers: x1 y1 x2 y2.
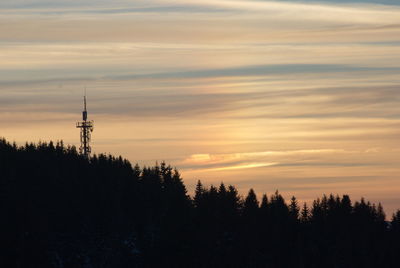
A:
76 94 94 158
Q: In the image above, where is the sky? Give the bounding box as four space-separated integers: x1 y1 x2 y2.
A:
1 0 400 214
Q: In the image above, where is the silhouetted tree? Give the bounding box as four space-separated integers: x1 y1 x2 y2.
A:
300 203 310 223
0 138 398 268
289 196 300 221
243 188 259 217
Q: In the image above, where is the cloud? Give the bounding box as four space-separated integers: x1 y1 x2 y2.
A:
206 162 279 171
107 64 400 80
181 149 350 171
1 0 400 46
1 76 399 128
233 175 381 189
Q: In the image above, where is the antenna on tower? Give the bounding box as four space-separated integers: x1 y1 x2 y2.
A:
84 87 87 107
76 88 94 158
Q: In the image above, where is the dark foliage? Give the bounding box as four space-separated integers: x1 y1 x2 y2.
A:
0 138 399 267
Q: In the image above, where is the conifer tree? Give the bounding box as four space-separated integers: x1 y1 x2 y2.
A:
260 194 269 214
289 196 300 221
227 185 241 208
391 210 400 232
0 138 398 268
194 180 205 208
301 203 310 223
218 182 227 197
243 188 259 216
376 203 386 223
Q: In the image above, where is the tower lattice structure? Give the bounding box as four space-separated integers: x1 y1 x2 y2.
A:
76 95 94 158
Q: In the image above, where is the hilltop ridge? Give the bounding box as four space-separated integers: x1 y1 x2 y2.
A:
1 138 400 268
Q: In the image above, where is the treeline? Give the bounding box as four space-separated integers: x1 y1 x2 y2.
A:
0 138 400 268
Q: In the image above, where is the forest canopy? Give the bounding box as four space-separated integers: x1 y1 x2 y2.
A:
0 138 399 268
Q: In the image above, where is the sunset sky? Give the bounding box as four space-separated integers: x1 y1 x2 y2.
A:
1 0 400 214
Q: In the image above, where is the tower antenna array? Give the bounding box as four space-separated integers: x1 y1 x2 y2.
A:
76 91 94 158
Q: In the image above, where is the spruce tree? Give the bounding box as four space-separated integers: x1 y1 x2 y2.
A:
301 203 309 223
243 189 259 217
289 196 300 221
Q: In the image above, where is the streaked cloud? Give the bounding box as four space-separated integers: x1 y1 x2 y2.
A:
206 162 279 171
184 149 346 166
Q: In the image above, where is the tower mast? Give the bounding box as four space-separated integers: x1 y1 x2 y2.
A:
76 93 94 158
